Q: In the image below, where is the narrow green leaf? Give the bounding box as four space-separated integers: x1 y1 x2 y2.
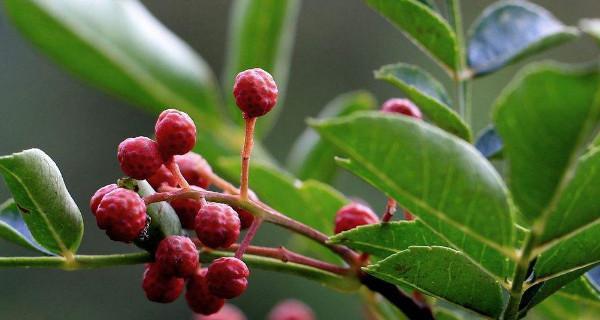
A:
0 199 52 254
287 91 377 182
581 19 600 46
467 1 578 76
0 149 83 255
374 63 471 140
366 246 506 318
364 0 459 72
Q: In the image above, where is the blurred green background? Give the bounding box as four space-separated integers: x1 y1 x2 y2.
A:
0 1 598 319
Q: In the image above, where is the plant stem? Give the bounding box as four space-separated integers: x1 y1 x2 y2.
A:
166 159 190 189
381 198 397 222
503 233 537 320
240 117 257 200
0 252 151 270
447 0 472 128
235 217 263 258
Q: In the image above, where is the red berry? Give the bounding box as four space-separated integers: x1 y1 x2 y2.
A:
147 165 177 190
233 68 278 118
117 136 163 179
195 203 240 249
155 109 196 159
234 207 254 230
90 184 118 215
268 299 315 320
186 268 225 315
334 202 379 234
174 152 212 188
155 236 199 278
195 304 246 320
171 197 203 229
404 210 415 221
206 257 249 299
142 263 184 303
380 98 422 119
95 188 147 242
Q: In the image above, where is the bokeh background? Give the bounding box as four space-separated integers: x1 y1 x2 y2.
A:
0 1 598 319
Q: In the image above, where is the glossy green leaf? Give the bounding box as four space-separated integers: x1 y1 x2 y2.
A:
0 199 52 254
366 246 506 317
581 19 600 46
467 0 578 76
374 63 471 140
312 112 515 278
0 149 83 256
364 0 459 71
526 277 600 320
287 91 376 182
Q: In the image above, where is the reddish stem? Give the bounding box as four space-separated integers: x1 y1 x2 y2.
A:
235 217 263 259
165 160 190 189
381 198 397 222
240 117 257 200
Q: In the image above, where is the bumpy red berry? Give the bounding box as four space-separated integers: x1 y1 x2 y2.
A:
206 257 249 299
155 109 196 159
268 299 315 320
195 203 240 249
142 263 184 303
380 98 422 119
117 136 163 179
233 68 278 118
171 197 203 229
186 268 225 315
95 188 147 242
155 236 199 278
174 152 212 188
234 207 254 230
334 202 379 234
90 184 118 215
147 165 177 190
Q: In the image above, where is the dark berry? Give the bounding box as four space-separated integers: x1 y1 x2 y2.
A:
155 236 199 278
95 188 147 242
155 109 196 159
268 299 315 320
195 304 246 320
147 165 177 190
206 257 249 299
334 202 379 234
171 197 203 229
174 152 212 188
90 184 118 215
142 263 184 303
233 68 278 118
380 98 422 119
117 136 163 179
195 203 240 249
186 268 225 315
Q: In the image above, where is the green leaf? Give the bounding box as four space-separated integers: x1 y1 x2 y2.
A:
474 125 503 159
287 91 377 182
467 1 578 76
364 0 459 72
526 276 600 320
0 149 83 256
581 19 600 46
366 246 506 318
0 199 52 254
374 63 471 140
222 0 301 136
311 112 515 278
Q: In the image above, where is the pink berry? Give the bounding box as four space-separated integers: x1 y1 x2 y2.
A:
334 202 379 234
233 68 278 118
147 165 178 190
207 257 249 299
174 152 212 188
155 109 196 159
90 184 118 215
234 207 254 230
155 236 199 278
186 268 225 315
195 203 240 249
268 299 315 320
117 136 163 179
95 188 147 242
142 263 184 303
171 197 203 229
380 98 422 119
194 303 246 320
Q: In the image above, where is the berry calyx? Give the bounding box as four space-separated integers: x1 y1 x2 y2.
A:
171 197 203 229
147 165 178 190
206 257 249 299
380 98 423 119
155 235 199 278
186 268 225 315
233 68 278 118
174 152 212 188
155 109 196 159
90 183 118 215
117 136 163 179
195 303 246 320
268 299 315 320
142 263 184 303
95 188 147 242
333 202 379 234
195 203 240 249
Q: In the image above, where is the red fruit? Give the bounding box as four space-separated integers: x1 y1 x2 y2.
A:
195 203 240 249
155 236 199 278
95 188 147 242
155 109 196 159
233 68 278 118
186 268 225 315
174 152 212 188
234 207 254 230
404 210 415 221
147 165 177 190
142 263 184 303
171 197 203 229
268 299 315 320
380 98 422 119
90 184 118 215
117 136 163 179
334 202 379 234
206 257 249 299
195 304 246 320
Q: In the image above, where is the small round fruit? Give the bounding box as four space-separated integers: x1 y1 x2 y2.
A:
171 197 203 229
195 203 240 249
147 165 177 190
195 303 246 320
155 109 196 159
155 235 199 278
333 202 379 234
268 299 315 320
233 68 278 118
95 188 147 242
206 257 249 299
174 152 212 188
234 207 254 230
186 268 225 315
90 184 118 215
142 263 184 303
117 136 163 179
380 98 422 119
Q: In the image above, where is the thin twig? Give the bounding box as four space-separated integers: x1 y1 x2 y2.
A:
240 117 257 200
